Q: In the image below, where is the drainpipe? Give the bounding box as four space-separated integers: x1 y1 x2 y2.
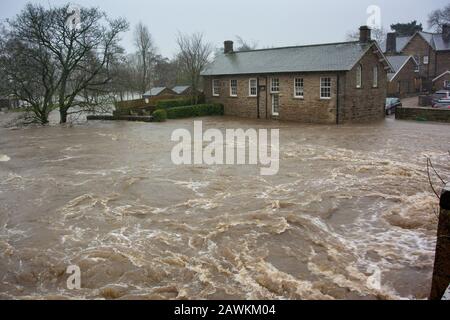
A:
257 77 260 119
430 183 450 300
336 74 340 125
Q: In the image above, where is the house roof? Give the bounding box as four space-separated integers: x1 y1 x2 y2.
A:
172 86 190 94
386 55 417 81
433 70 450 82
202 41 390 76
143 87 169 97
380 31 450 53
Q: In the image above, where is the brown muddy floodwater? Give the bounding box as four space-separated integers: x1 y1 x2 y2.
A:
0 116 449 300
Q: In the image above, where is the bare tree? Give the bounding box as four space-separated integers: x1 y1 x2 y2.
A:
176 32 212 104
346 27 387 44
235 36 258 51
429 4 450 32
8 3 129 123
134 22 157 94
0 30 57 124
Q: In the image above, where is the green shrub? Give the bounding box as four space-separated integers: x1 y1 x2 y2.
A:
156 95 206 109
152 109 167 122
166 104 224 119
156 98 193 109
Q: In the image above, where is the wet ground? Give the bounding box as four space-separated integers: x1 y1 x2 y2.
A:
0 116 449 300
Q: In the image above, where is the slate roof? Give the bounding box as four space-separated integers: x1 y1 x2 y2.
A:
201 41 380 76
172 86 191 94
143 87 169 97
380 31 450 53
386 55 417 81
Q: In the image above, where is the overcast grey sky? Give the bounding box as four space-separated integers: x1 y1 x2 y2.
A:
0 0 447 58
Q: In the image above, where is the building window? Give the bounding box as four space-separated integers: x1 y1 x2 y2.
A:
423 56 429 65
373 66 378 88
230 80 238 97
213 79 220 96
444 80 450 89
320 77 332 99
271 78 280 93
249 79 257 97
294 78 304 98
356 64 362 88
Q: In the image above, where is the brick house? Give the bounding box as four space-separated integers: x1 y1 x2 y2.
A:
432 71 450 91
386 55 419 98
382 24 450 92
202 26 392 124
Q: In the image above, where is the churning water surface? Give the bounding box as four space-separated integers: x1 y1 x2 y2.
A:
0 116 449 300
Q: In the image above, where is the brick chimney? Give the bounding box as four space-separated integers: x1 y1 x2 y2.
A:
443 24 450 42
386 32 397 53
359 26 371 43
224 40 234 54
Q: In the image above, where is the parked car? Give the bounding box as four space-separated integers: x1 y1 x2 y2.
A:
431 90 450 106
385 98 402 115
433 101 450 109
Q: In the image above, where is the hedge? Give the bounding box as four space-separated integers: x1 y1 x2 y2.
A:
166 104 224 119
152 109 167 122
156 95 206 109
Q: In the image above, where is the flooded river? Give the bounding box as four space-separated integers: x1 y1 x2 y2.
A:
0 116 449 300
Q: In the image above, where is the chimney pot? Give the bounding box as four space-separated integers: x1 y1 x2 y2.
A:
386 32 397 53
359 26 371 43
224 40 234 54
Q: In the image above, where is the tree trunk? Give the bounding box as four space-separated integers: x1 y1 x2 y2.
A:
60 107 68 124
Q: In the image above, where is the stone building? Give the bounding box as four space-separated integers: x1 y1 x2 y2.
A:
382 25 450 92
386 55 419 98
202 26 392 124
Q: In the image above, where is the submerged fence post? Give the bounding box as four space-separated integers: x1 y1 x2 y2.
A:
430 184 450 300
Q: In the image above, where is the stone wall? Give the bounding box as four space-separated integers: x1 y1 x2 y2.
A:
396 107 450 123
338 48 387 123
204 73 337 123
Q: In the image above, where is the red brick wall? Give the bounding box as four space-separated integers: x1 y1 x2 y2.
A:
436 51 450 77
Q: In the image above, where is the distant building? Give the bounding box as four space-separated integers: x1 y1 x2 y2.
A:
386 55 419 98
381 24 450 92
142 87 176 98
0 95 21 110
202 26 392 124
432 71 450 91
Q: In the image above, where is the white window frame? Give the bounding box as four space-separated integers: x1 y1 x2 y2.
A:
373 66 378 88
294 78 304 98
230 79 238 97
444 80 450 88
271 78 280 93
356 64 362 88
212 79 220 97
320 77 332 100
423 56 429 65
249 78 258 97
272 94 280 116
